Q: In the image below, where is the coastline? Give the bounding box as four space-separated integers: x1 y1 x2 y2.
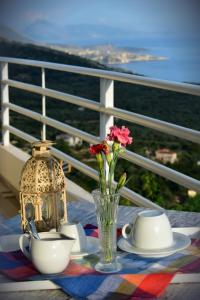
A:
48 44 168 65
107 55 167 65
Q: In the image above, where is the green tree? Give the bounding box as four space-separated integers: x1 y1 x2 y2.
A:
184 194 200 212
141 172 166 207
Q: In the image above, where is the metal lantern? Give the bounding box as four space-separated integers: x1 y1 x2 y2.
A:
19 140 67 232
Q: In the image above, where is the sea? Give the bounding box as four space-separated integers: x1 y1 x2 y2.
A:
110 41 200 84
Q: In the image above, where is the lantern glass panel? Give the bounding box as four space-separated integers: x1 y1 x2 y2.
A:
25 203 35 220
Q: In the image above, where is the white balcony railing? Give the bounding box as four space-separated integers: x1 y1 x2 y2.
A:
1 57 200 209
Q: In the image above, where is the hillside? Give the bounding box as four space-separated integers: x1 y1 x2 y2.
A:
0 39 199 211
0 38 109 68
0 40 200 129
0 24 33 44
0 39 199 132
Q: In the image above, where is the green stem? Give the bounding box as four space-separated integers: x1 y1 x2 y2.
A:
96 153 107 195
100 167 107 195
102 222 114 262
108 150 120 194
108 164 114 195
99 201 115 262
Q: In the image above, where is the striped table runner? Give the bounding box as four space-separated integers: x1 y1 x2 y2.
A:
0 223 200 299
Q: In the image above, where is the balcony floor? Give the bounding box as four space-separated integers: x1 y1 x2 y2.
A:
0 176 19 219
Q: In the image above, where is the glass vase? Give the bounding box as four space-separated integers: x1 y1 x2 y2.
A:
92 189 122 273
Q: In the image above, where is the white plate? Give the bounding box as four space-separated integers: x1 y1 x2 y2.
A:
70 236 100 259
0 234 99 259
117 232 191 258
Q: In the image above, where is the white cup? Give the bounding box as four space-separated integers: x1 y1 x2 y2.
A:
60 222 86 252
122 210 173 250
19 232 75 274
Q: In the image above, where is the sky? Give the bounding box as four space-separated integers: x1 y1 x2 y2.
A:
0 0 199 41
0 0 199 82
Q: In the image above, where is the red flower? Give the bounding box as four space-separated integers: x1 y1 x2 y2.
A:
102 141 110 154
89 142 110 155
107 126 133 147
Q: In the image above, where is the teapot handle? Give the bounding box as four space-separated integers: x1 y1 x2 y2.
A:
19 234 31 259
122 223 132 239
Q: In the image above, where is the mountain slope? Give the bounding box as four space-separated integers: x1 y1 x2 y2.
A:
0 38 108 69
23 21 135 45
0 39 199 133
0 24 33 43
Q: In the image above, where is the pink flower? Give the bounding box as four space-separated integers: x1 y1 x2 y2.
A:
107 126 133 147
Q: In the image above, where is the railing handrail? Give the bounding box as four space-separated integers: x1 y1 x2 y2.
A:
1 57 200 209
5 103 200 193
0 56 200 96
4 79 200 145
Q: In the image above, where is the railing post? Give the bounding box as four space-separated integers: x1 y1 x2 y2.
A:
100 78 114 179
41 67 46 140
100 78 114 139
1 62 10 146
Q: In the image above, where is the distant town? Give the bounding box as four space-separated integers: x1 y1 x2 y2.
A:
48 44 167 65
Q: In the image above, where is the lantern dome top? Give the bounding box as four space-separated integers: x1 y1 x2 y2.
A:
20 140 65 194
31 140 55 157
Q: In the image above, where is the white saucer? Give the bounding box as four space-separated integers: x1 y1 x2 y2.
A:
70 236 100 259
117 232 191 258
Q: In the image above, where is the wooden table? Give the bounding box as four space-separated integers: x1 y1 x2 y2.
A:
1 200 200 300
